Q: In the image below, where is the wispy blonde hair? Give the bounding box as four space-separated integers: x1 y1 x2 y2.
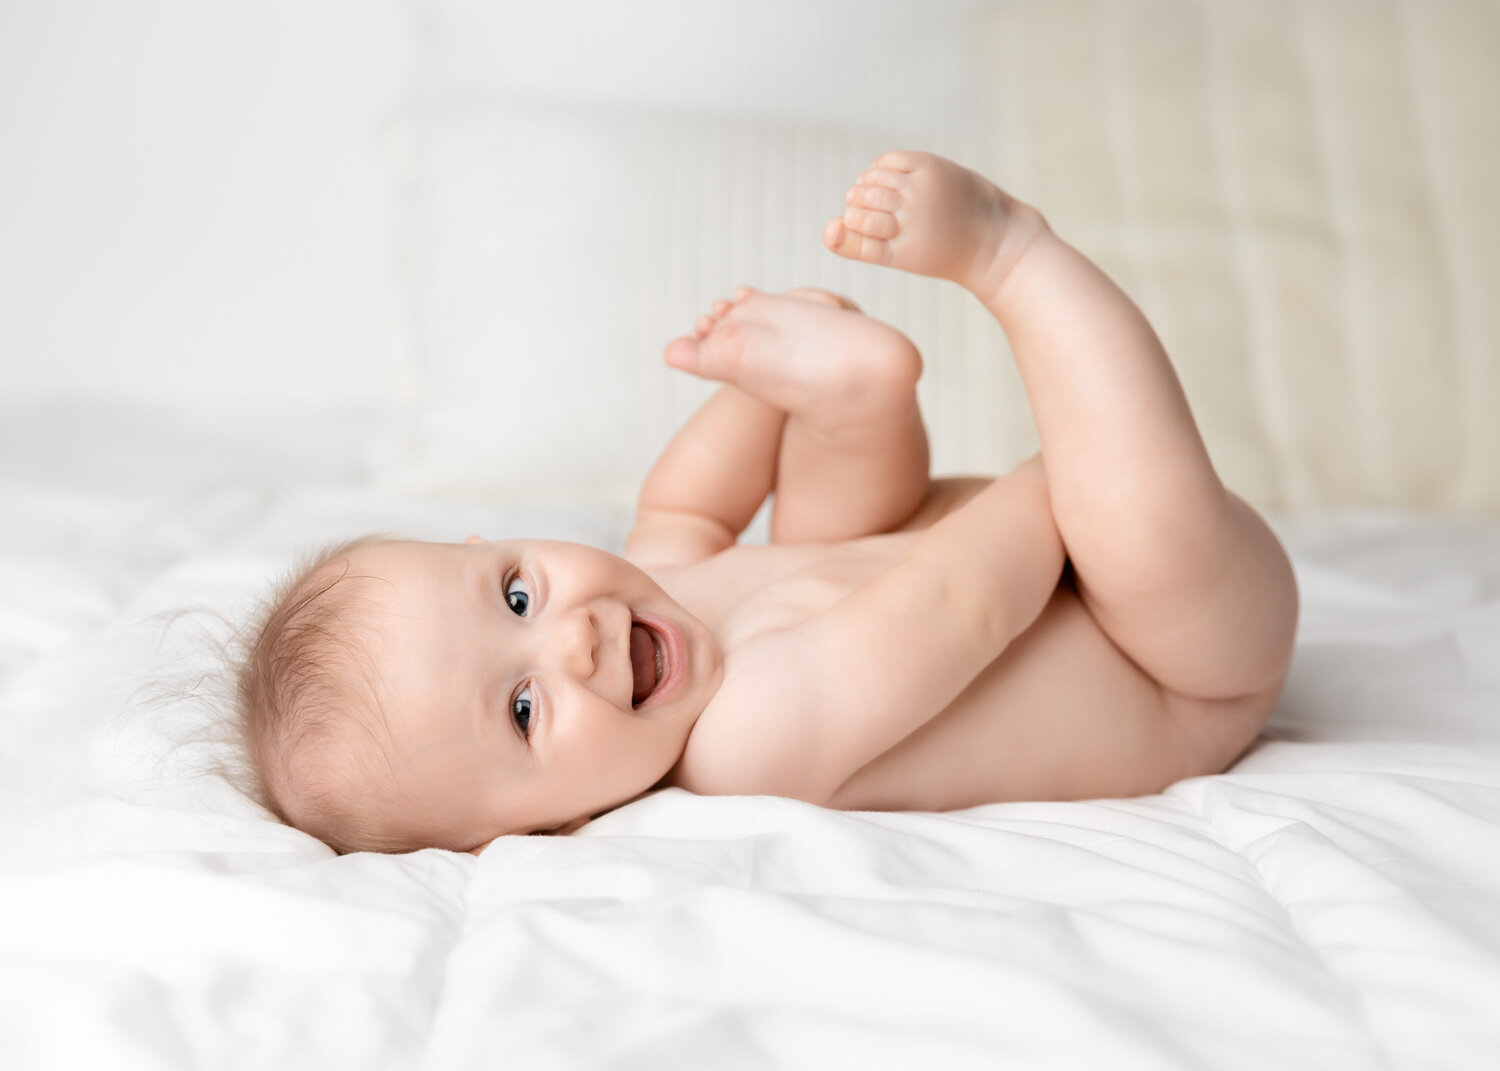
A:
233 534 412 854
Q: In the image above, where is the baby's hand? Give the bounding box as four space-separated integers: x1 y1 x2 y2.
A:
663 287 921 424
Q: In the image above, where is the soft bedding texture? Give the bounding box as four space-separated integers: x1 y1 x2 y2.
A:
3 405 1499 1070
7 2 1500 1067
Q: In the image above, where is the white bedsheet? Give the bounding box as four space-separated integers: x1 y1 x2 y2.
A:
2 404 1498 1070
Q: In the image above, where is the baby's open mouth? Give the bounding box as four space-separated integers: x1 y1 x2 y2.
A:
629 621 664 707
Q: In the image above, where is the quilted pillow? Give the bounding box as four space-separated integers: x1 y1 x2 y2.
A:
973 0 1499 512
382 0 1499 514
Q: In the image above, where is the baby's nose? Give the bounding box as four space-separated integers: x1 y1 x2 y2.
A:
552 606 598 678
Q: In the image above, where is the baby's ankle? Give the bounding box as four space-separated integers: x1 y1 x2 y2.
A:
968 198 1051 301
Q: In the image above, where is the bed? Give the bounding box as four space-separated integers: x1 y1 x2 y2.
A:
3 404 1499 1069
4 2 1499 1068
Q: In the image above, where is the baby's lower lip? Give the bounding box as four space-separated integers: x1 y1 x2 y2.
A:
632 613 685 709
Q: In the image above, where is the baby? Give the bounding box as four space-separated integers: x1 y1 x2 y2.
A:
237 151 1299 854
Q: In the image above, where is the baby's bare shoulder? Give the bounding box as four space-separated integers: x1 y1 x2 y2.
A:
671 536 971 803
670 619 868 804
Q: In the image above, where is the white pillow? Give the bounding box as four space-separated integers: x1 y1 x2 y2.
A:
377 0 1004 502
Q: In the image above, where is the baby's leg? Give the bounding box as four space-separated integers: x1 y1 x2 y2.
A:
664 287 930 543
827 152 1298 710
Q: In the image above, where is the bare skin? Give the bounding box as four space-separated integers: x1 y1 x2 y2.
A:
642 151 1298 811
337 151 1299 850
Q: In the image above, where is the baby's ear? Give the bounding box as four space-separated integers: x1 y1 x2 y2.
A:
464 534 486 546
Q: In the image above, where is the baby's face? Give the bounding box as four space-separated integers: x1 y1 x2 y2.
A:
344 537 722 847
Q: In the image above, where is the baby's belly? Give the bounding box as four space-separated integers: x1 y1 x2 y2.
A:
825 581 1195 812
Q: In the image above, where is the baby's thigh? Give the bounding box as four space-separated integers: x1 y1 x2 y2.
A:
1064 578 1276 780
1158 680 1280 779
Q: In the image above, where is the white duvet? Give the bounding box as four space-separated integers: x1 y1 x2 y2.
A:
2 405 1498 1071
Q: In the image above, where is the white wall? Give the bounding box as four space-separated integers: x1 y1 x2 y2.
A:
0 0 408 406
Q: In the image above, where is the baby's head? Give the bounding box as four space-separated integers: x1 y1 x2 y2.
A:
236 535 722 853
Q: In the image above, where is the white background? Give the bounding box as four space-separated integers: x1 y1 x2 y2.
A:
0 0 408 406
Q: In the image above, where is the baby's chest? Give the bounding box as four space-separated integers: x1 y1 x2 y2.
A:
709 544 900 649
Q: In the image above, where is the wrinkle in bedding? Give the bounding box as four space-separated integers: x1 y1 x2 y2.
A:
4 425 1500 1068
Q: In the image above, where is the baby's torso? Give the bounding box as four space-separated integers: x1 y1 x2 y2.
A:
652 476 990 647
647 495 1185 813
658 533 915 649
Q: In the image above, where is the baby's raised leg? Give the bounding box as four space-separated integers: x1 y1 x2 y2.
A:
827 151 1298 710
664 287 930 543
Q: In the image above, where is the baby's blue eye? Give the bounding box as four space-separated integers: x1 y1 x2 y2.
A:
506 575 530 616
512 685 533 736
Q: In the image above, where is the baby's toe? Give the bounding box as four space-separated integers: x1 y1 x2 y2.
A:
711 298 733 318
846 184 902 214
874 149 927 172
823 218 890 265
693 313 717 338
783 287 851 310
843 207 899 240
858 165 907 191
663 334 701 371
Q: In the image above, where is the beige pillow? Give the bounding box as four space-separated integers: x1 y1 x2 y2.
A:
975 0 1500 513
383 0 1498 515
377 1 1001 504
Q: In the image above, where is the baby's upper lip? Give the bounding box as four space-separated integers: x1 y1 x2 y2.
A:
624 609 639 709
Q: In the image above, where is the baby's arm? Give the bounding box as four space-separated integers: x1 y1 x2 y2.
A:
625 386 784 568
691 457 1065 802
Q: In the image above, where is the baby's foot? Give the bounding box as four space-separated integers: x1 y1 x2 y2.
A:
823 150 1047 295
663 286 921 425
